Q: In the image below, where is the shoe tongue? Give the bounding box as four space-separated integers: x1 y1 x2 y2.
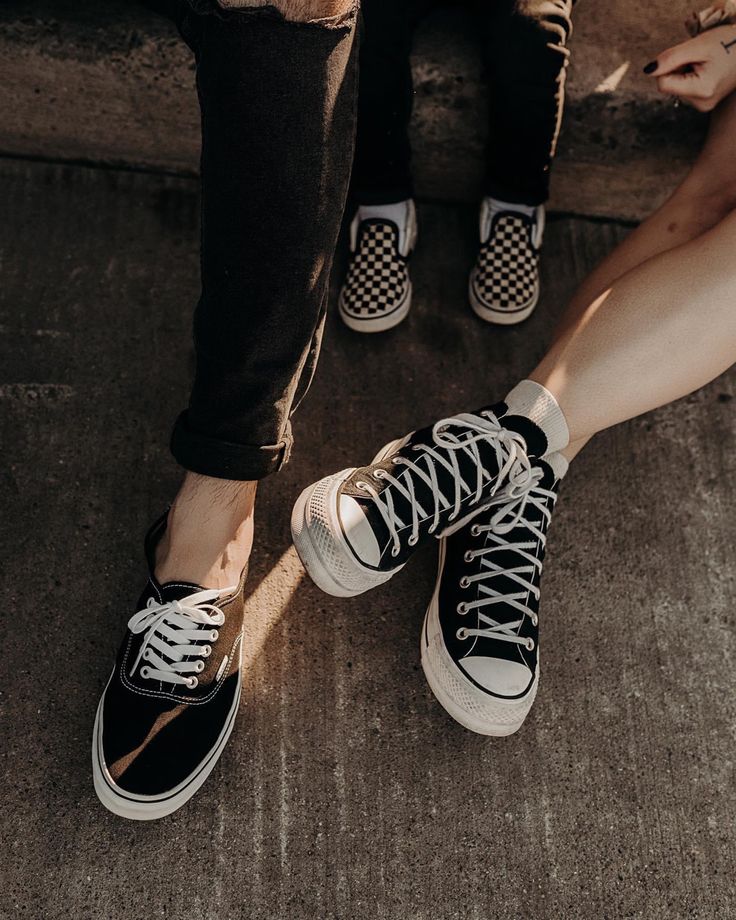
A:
534 458 557 490
346 404 523 559
496 413 548 459
157 581 206 602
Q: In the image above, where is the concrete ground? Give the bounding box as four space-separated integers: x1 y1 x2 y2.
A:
2 157 735 920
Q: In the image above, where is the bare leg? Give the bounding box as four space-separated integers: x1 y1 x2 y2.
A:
551 94 736 460
156 476 257 589
532 205 736 443
560 93 736 333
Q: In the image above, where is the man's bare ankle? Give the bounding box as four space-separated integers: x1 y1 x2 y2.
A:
155 473 257 589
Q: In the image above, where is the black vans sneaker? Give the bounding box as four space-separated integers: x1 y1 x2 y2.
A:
338 202 417 333
92 514 247 820
421 457 561 736
469 203 544 325
291 404 548 598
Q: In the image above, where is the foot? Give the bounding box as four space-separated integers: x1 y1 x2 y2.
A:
421 456 562 736
338 200 417 333
469 200 544 325
92 514 247 820
291 404 550 598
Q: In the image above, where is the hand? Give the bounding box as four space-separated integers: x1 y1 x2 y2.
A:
645 25 736 111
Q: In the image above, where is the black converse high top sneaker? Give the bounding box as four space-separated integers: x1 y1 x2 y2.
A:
92 514 247 820
291 404 549 598
469 201 544 325
421 456 563 736
338 201 417 333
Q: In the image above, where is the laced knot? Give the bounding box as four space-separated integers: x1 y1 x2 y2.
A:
128 588 233 689
356 410 536 557
456 467 556 650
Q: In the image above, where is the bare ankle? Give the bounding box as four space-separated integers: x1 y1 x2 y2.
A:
155 474 257 589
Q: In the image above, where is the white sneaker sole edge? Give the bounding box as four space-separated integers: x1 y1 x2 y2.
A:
291 439 408 598
339 281 413 334
92 662 242 821
468 273 540 326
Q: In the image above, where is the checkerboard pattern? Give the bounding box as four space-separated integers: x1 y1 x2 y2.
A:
340 221 409 319
471 213 539 313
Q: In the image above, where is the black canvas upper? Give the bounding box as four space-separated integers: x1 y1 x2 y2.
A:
340 402 549 569
434 459 560 700
98 514 246 797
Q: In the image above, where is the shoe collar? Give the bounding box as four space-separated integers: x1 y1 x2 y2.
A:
479 201 545 249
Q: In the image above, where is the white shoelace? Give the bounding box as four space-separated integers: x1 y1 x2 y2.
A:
128 587 234 689
456 470 556 650
356 411 536 557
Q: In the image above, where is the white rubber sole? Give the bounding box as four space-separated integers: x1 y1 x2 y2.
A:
338 281 412 333
291 439 407 598
420 544 537 736
468 273 540 326
92 662 242 821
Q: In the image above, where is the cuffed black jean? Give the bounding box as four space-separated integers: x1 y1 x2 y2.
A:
352 0 574 207
147 0 359 480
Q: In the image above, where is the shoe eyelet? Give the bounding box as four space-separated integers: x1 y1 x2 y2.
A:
202 645 212 657
408 534 418 546
456 628 468 640
470 525 481 537
374 469 385 480
459 577 470 589
464 551 474 563
187 676 199 689
391 547 400 558
356 481 368 491
195 660 205 673
531 615 538 627
140 666 151 679
526 638 535 651
210 629 219 642
457 602 468 615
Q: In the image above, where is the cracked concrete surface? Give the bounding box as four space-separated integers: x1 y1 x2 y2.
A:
1 158 735 919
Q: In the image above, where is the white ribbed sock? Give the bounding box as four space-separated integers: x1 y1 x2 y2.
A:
544 451 569 481
504 379 570 454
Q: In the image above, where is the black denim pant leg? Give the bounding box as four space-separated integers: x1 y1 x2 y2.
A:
161 3 359 481
350 0 434 206
480 0 574 206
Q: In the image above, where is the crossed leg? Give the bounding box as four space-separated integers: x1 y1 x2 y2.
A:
536 93 736 459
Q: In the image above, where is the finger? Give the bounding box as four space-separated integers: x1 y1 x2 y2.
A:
656 72 698 97
644 40 705 77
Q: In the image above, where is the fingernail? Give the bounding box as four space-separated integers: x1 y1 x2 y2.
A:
643 60 658 74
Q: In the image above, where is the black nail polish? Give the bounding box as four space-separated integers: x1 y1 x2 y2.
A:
643 60 657 74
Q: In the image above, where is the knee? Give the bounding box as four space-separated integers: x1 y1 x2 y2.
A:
676 170 736 229
226 0 355 22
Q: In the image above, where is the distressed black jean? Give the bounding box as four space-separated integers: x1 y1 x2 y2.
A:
352 0 574 207
147 0 359 480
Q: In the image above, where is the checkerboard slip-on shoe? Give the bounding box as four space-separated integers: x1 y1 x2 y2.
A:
92 513 247 821
469 204 544 325
338 202 417 333
291 402 548 598
421 457 560 736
